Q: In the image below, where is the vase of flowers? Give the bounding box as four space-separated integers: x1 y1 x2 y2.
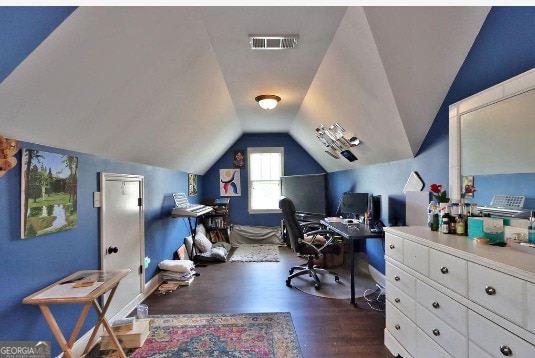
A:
430 184 449 203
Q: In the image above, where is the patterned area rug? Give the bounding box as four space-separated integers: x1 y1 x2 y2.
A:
101 312 302 358
228 244 280 262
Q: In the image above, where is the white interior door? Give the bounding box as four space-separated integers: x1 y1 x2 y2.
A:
100 173 144 319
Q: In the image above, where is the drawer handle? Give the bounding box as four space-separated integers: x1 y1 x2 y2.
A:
485 286 497 295
389 244 395 249
394 276 400 281
440 266 449 274
395 324 401 330
395 297 400 303
432 328 440 336
500 345 512 356
432 301 440 309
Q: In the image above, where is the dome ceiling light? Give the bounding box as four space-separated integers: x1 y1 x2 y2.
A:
255 95 281 110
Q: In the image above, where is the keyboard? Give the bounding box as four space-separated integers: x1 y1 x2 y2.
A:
171 193 213 218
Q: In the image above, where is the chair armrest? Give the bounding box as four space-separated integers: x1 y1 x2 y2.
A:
304 229 338 252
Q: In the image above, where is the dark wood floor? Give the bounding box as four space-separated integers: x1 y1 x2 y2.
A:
138 245 393 358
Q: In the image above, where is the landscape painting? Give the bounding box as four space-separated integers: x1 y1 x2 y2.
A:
21 149 78 238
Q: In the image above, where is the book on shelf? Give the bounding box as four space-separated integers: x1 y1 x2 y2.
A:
214 198 230 204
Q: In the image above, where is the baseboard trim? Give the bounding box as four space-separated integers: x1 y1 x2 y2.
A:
58 273 163 358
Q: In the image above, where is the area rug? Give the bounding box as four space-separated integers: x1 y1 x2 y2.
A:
101 312 302 358
228 244 280 262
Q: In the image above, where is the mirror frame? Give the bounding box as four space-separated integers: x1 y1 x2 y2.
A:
449 67 535 201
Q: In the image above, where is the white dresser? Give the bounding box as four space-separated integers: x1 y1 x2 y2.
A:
384 226 535 358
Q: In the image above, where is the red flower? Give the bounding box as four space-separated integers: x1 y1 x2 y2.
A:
430 184 443 194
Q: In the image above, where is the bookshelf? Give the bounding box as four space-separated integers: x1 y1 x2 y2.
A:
202 198 230 243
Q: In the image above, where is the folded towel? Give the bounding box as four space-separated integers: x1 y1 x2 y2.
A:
158 259 195 273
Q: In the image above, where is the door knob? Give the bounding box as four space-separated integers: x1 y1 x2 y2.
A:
107 246 119 254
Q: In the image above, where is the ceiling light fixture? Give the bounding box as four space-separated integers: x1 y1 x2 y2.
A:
255 95 281 110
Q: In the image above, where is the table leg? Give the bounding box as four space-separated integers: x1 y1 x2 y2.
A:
83 284 126 358
350 239 358 307
38 305 76 358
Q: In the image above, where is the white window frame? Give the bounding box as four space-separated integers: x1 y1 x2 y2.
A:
247 147 284 214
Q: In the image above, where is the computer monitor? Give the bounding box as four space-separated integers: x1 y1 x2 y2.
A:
340 192 369 218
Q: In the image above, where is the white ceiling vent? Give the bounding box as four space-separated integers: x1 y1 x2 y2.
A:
249 35 298 50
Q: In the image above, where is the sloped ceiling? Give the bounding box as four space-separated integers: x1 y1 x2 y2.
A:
0 6 490 174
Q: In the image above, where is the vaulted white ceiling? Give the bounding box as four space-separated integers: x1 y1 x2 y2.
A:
0 6 490 174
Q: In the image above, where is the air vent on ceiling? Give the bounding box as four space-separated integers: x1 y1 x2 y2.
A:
249 35 298 50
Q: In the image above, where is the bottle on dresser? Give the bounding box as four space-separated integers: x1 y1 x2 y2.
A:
441 204 451 234
529 211 535 244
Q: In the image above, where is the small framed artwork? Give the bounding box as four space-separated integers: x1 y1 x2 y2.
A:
220 169 241 196
462 175 475 198
188 173 198 196
233 149 245 169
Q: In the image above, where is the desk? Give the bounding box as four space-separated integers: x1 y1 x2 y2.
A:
23 269 130 358
320 220 384 306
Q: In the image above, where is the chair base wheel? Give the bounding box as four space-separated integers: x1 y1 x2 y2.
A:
335 275 340 282
286 279 292 287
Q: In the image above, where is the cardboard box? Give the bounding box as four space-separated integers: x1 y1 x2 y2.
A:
313 242 344 268
101 318 151 350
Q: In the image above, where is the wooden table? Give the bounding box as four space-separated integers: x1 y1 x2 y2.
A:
23 269 130 358
320 220 384 306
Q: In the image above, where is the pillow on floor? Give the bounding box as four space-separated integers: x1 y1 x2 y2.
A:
184 232 213 254
195 246 229 262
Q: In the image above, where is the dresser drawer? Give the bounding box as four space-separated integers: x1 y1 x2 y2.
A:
469 310 535 358
388 280 416 321
417 303 468 358
386 301 417 356
404 239 429 276
526 281 535 334
386 261 416 298
417 280 468 335
385 233 404 262
469 342 493 358
417 328 453 358
468 262 524 326
429 248 468 297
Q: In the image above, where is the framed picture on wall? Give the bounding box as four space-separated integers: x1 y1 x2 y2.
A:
21 149 78 239
188 173 198 196
220 169 241 196
233 149 246 168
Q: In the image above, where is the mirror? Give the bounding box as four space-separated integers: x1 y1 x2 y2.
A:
461 88 535 175
449 68 535 200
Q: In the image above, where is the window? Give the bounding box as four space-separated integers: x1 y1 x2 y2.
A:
247 147 284 213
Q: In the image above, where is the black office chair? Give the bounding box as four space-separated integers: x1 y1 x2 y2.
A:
279 196 340 289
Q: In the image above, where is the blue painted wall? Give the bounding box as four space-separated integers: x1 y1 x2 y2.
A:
202 133 325 227
0 142 198 355
2 6 535 356
327 6 535 275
